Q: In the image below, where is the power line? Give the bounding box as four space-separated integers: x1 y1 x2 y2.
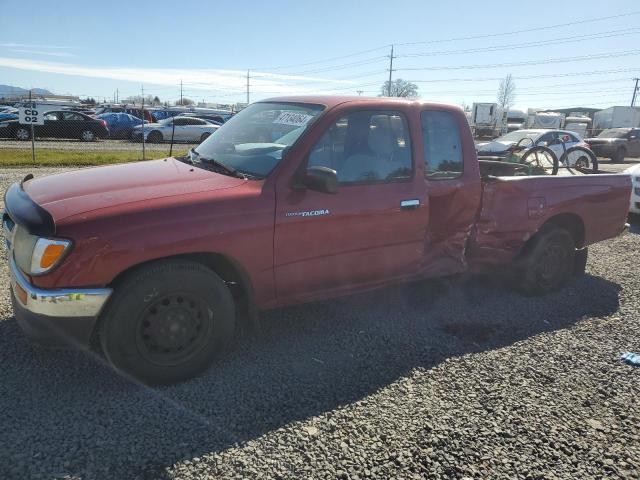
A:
395 11 640 47
396 27 640 58
407 67 640 83
398 50 640 71
253 11 639 73
254 45 391 71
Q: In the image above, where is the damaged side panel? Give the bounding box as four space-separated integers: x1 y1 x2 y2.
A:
467 174 632 269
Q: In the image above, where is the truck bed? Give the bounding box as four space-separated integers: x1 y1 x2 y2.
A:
468 173 631 267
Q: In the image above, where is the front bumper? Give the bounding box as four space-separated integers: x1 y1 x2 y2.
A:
9 255 112 347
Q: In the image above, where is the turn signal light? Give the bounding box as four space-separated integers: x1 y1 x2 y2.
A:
30 238 71 275
40 244 67 268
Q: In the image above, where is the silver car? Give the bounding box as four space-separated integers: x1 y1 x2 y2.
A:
132 116 219 143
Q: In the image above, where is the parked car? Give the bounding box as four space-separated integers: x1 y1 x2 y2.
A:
0 113 19 138
624 163 640 214
131 116 219 143
585 128 640 162
94 106 154 123
1 110 109 141
180 112 227 125
476 129 594 168
2 96 631 384
96 112 145 139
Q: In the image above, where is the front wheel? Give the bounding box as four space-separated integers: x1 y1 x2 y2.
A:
519 146 559 175
14 127 30 141
99 260 236 385
611 147 626 163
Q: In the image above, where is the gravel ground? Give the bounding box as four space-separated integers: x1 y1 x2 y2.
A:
0 167 639 480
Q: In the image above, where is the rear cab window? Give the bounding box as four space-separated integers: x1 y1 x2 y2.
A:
421 110 463 179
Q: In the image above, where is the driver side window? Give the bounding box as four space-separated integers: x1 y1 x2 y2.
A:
308 111 412 184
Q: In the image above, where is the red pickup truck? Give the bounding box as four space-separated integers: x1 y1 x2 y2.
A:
3 96 631 384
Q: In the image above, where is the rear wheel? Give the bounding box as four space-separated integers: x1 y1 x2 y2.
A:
15 127 30 141
560 146 598 174
611 147 626 163
99 260 236 385
80 129 95 142
147 130 162 143
517 228 575 295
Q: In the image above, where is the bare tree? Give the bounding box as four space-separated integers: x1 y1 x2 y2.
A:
497 74 516 110
122 94 156 105
175 97 195 106
380 79 419 98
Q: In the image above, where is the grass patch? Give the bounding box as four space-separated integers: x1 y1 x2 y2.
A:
0 148 190 166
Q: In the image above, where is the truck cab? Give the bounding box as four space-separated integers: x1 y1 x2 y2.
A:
3 96 632 384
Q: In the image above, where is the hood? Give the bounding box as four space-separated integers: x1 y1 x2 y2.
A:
476 140 515 153
24 158 246 223
624 163 640 175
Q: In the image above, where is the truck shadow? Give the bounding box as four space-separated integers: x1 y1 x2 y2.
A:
0 273 622 479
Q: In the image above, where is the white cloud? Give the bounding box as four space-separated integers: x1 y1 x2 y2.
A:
0 43 74 50
0 57 354 95
9 49 76 58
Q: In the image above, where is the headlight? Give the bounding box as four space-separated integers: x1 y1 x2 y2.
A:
30 238 72 275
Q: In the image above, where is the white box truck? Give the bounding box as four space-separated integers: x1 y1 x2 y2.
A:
593 106 640 132
471 103 499 138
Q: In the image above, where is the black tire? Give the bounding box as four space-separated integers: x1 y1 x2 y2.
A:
200 132 211 142
560 146 598 174
146 130 162 143
520 145 559 175
574 247 588 276
517 228 575 295
80 129 96 142
611 147 626 163
99 260 235 385
14 126 30 141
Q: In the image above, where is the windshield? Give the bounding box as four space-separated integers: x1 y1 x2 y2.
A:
194 102 324 178
495 130 541 142
598 128 628 138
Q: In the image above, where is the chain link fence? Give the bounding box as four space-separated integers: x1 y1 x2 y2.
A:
0 97 236 166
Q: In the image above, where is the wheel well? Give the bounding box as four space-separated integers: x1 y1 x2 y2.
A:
539 213 585 248
107 252 257 331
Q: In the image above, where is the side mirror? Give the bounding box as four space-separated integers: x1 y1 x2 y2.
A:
301 166 338 194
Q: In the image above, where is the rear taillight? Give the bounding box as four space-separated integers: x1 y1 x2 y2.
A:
101 120 107 128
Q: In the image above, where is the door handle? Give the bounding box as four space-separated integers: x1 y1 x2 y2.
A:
400 199 420 210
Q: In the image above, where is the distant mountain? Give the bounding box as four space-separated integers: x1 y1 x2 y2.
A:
0 85 53 97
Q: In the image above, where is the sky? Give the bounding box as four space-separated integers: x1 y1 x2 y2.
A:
0 0 639 111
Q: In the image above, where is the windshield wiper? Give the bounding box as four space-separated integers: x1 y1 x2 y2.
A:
189 148 246 179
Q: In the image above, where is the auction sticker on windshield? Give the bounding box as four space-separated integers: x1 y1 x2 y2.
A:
273 111 314 126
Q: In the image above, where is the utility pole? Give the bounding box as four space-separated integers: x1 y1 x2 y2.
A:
632 78 640 107
180 79 183 106
141 85 145 161
357 90 363 96
116 88 119 103
28 89 35 164
387 45 395 97
246 70 250 105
